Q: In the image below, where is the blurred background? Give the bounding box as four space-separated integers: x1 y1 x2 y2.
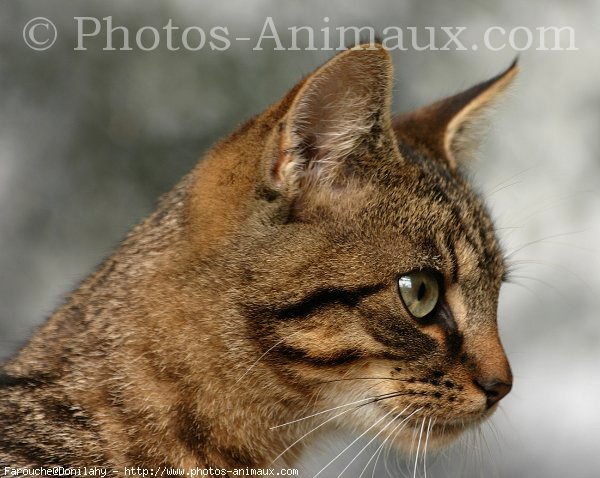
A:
1 1 598 476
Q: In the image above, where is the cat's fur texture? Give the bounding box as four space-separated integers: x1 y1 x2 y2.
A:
0 45 516 471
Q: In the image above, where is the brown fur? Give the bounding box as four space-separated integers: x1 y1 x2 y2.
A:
1 45 516 471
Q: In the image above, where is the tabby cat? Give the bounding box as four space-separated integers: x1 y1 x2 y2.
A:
0 44 516 473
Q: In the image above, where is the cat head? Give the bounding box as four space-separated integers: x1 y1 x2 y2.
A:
188 45 517 451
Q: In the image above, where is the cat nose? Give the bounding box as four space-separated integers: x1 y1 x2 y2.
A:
475 378 512 408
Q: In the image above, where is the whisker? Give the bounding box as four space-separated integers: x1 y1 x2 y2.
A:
336 405 411 477
358 441 379 478
484 179 523 199
413 417 426 478
483 165 537 196
270 395 380 430
506 259 591 291
296 383 328 430
310 376 409 386
472 426 483 475
364 407 422 478
269 391 410 465
423 417 433 478
299 362 371 419
366 432 388 478
311 407 397 478
460 427 471 476
269 401 358 466
371 439 387 478
404 415 420 478
495 225 521 231
509 190 593 227
233 331 301 385
362 379 392 396
357 415 402 478
505 230 587 260
503 279 546 306
486 421 503 478
359 424 391 478
507 274 571 302
487 419 503 448
384 417 401 478
270 390 409 430
365 418 402 478
480 426 492 474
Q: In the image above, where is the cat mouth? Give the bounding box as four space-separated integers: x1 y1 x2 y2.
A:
388 411 489 444
430 416 483 434
370 413 486 453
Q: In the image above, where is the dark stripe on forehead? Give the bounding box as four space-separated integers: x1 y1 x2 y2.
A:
441 233 459 283
475 205 504 276
402 145 492 270
455 194 504 279
427 181 485 278
447 200 486 258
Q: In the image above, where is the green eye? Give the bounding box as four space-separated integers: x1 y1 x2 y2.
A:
398 271 440 319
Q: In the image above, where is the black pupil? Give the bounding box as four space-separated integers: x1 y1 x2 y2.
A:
417 281 427 301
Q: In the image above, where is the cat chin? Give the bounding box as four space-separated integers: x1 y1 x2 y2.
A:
394 426 469 454
381 409 494 454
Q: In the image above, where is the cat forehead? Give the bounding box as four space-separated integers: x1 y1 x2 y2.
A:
321 154 505 285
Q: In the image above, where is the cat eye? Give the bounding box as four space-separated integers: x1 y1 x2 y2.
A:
398 271 440 319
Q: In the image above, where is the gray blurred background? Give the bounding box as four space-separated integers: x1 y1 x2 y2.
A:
1 1 599 477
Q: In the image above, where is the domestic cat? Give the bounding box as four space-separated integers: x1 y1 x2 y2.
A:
0 44 516 473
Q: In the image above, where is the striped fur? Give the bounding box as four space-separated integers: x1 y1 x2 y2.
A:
1 45 516 470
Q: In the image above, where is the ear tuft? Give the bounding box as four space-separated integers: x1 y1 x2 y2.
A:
393 59 518 169
273 44 394 191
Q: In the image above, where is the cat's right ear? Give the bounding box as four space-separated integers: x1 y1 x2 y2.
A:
393 60 518 170
270 44 394 195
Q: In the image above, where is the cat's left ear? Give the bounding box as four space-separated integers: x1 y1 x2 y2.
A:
393 59 518 169
272 44 395 192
